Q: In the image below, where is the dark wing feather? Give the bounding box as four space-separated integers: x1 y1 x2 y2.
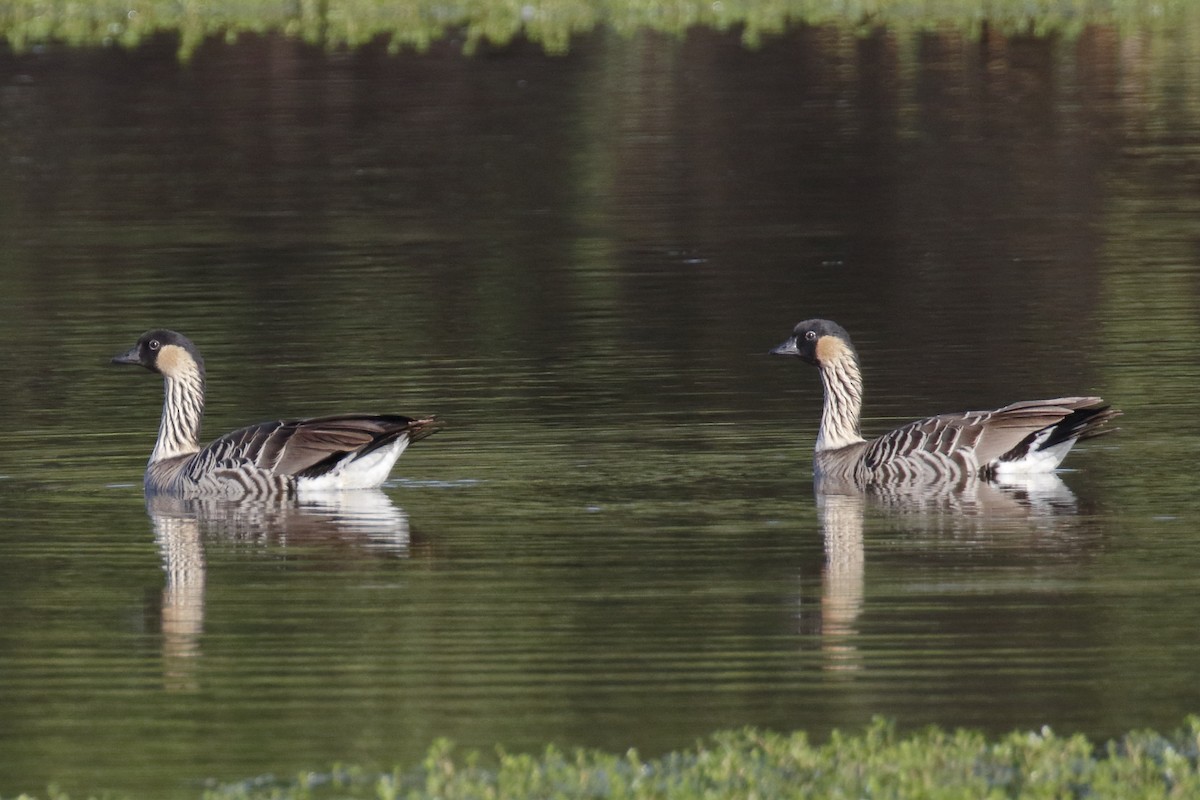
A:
860 397 1118 476
273 415 440 476
985 398 1120 465
968 403 1082 466
194 415 440 478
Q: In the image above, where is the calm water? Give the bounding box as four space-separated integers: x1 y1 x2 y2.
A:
2 22 1200 799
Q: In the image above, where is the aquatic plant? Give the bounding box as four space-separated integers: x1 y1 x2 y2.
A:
7 716 1200 799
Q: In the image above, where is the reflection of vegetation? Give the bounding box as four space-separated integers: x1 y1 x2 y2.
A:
15 717 1200 798
0 0 1193 56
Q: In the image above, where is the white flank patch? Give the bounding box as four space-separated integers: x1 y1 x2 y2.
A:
992 437 1076 477
296 437 411 492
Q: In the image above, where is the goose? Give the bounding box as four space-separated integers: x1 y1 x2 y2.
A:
112 329 439 498
769 319 1119 483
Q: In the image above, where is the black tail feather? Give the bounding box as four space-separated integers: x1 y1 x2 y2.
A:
294 416 442 480
1039 404 1121 451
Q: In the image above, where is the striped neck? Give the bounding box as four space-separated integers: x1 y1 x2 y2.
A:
151 365 205 464
816 351 866 452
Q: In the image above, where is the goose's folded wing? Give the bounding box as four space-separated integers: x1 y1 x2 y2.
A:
201 415 439 477
975 397 1118 464
863 397 1116 472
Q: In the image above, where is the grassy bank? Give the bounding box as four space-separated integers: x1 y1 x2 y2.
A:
9 717 1200 800
0 0 1194 57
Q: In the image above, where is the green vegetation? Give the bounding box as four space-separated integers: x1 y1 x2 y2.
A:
9 717 1200 799
0 0 1193 57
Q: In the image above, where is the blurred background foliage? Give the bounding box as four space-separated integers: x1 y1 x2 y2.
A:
0 0 1194 58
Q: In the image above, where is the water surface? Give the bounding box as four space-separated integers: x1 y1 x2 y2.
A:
1 20 1200 799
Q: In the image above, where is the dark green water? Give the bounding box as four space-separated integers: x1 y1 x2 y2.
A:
2 21 1200 799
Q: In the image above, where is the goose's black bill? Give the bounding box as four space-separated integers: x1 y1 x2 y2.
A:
770 338 800 357
111 346 142 366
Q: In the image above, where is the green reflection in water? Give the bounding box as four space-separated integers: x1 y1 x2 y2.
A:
0 0 1194 57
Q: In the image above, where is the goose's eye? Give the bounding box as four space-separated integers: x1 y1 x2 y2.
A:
804 330 817 342
149 340 160 351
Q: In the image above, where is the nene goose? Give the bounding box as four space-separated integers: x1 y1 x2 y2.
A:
113 330 439 497
769 319 1119 482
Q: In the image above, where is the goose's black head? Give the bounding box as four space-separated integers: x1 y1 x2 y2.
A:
111 330 205 378
769 319 857 368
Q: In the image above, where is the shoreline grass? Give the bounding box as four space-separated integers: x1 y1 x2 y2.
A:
9 717 1200 800
1 0 1195 58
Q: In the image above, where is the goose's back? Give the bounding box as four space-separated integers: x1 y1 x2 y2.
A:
816 397 1116 483
149 415 437 498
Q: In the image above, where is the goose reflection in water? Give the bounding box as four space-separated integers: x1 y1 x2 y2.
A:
810 471 1082 674
146 490 412 691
